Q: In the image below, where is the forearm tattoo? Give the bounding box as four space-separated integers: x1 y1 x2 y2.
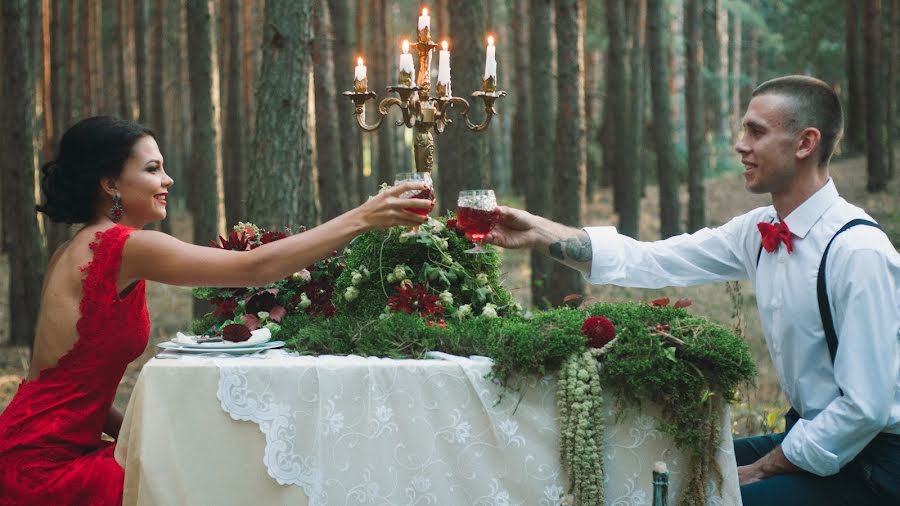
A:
548 234 592 262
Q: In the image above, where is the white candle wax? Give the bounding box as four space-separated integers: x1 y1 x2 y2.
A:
484 36 497 79
399 53 415 74
418 8 430 30
354 57 367 80
438 41 451 84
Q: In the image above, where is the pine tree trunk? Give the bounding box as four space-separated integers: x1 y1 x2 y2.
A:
134 0 149 122
729 13 741 142
185 0 222 241
371 0 396 189
703 0 726 170
436 0 489 213
117 0 133 120
685 0 706 231
607 0 638 238
247 0 317 228
525 0 556 308
511 0 531 198
329 0 362 206
627 0 646 199
46 0 71 253
222 0 246 226
864 0 887 192
313 0 347 221
846 0 866 154
1 0 47 348
585 48 604 202
886 0 898 180
545 0 586 306
648 0 681 238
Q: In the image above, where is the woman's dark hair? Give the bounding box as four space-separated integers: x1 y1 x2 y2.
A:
36 116 155 224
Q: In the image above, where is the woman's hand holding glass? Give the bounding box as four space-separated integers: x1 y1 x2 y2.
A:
356 181 432 230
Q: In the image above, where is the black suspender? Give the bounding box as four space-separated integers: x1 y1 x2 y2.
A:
756 218 883 368
816 219 882 364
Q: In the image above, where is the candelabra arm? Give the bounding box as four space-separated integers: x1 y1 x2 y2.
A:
342 91 410 132
464 91 508 132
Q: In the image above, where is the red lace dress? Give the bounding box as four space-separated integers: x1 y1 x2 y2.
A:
0 224 150 506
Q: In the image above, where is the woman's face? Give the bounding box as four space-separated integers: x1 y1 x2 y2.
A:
108 135 174 227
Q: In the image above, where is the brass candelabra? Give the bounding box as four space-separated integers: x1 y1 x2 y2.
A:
343 13 506 174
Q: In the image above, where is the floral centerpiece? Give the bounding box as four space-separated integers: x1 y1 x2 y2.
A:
190 218 755 506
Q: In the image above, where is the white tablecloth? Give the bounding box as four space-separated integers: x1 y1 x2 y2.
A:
116 351 741 505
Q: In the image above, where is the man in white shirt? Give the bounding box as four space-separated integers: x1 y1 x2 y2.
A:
485 75 900 505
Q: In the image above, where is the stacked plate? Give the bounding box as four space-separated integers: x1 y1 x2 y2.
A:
158 328 285 355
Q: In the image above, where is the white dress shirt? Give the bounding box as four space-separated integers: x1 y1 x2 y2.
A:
583 179 900 476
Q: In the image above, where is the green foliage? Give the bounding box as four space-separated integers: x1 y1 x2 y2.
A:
334 217 515 320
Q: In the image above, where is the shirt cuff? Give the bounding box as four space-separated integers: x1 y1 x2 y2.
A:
781 419 840 476
582 226 626 285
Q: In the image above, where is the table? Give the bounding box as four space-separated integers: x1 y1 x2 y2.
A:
116 351 741 505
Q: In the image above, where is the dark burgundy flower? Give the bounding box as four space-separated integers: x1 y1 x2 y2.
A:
211 230 251 251
213 298 238 319
246 289 279 314
582 316 616 349
268 305 287 322
222 323 252 342
242 314 262 331
252 230 288 249
388 283 444 317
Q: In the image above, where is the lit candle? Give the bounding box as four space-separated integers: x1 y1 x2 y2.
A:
354 57 367 92
399 39 415 86
484 36 497 80
437 40 451 97
417 7 431 42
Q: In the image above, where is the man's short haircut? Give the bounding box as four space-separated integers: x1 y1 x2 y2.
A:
752 75 843 167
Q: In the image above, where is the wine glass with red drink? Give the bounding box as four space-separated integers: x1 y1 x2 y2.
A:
456 190 499 254
393 172 435 231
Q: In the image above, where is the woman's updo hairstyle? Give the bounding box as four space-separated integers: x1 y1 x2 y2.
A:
36 116 155 224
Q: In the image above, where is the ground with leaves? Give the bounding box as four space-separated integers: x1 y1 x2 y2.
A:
1 151 897 437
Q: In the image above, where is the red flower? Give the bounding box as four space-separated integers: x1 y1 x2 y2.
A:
222 323 252 342
252 229 288 249
211 230 251 251
213 298 238 319
650 297 670 307
388 283 444 317
582 316 616 349
673 298 693 309
246 289 279 314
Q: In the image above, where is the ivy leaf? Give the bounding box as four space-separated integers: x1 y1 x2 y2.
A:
700 389 715 404
663 346 677 362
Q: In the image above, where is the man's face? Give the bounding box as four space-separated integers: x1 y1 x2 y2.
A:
735 94 799 196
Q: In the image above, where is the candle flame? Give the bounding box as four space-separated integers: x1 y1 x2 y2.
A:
402 40 410 54
487 35 494 47
422 7 428 16
357 57 363 66
442 40 448 51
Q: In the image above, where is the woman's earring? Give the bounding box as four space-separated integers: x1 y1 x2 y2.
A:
110 192 124 222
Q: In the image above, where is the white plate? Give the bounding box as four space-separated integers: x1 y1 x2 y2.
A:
157 340 285 354
169 328 271 348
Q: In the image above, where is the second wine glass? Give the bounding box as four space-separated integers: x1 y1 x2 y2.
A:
393 172 435 217
456 189 498 254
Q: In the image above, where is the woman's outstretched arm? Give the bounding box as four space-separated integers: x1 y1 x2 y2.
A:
120 182 431 288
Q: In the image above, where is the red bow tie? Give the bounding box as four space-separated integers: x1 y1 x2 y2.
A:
758 221 793 254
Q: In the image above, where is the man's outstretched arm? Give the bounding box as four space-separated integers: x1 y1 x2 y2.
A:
485 206 594 275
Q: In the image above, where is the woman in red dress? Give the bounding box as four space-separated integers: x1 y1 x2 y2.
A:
0 116 430 505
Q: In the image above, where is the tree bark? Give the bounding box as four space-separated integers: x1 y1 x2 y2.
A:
545 0 586 306
370 0 397 190
729 11 741 142
886 0 898 180
246 0 317 228
685 0 706 231
133 0 149 122
329 0 362 206
606 0 638 238
648 0 681 238
436 0 489 214
511 0 531 198
525 0 556 307
313 0 347 221
1 0 47 348
846 0 866 153
864 0 887 192
222 0 246 226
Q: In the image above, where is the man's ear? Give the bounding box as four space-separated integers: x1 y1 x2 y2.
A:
795 127 821 162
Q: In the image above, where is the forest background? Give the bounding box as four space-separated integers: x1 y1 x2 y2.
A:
1 0 897 436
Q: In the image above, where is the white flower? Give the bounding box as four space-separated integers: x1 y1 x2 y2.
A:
455 304 472 320
298 293 312 309
393 265 407 279
399 231 416 243
256 311 269 321
351 272 363 285
476 273 489 286
291 269 311 282
439 238 449 250
439 291 454 306
386 273 397 283
344 286 359 301
361 266 370 277
512 302 523 314
400 278 413 289
481 303 498 319
430 220 445 233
